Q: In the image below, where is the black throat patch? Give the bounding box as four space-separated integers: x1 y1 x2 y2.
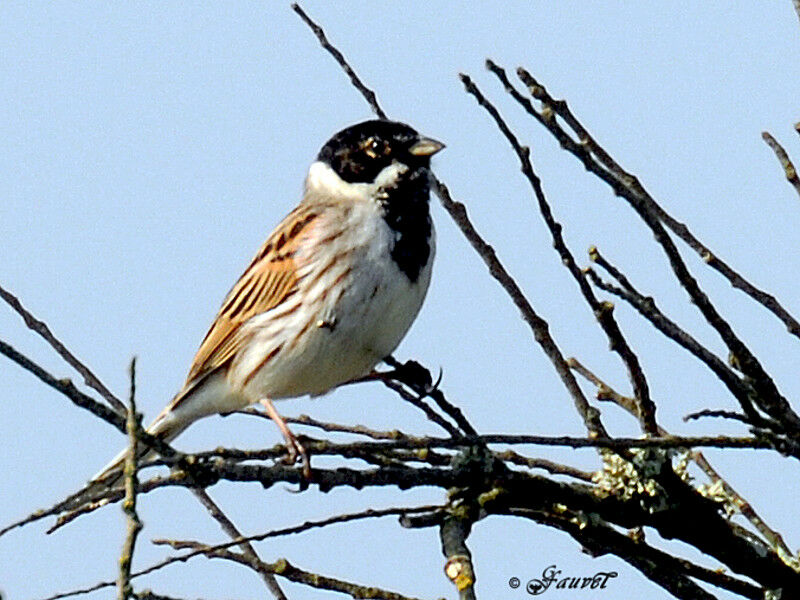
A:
379 166 432 283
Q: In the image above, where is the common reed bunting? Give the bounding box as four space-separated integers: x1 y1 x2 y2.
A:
91 119 443 487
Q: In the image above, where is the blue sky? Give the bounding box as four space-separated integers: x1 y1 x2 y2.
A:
2 3 800 599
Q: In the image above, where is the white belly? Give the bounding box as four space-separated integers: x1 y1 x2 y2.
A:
231 201 434 400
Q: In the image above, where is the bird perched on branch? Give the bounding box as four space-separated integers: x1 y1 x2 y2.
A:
88 119 443 492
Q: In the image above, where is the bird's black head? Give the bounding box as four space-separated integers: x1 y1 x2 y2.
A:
317 119 444 184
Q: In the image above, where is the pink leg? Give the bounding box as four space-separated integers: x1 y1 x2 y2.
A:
259 398 311 479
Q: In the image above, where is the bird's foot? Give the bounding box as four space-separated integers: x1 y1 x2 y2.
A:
348 360 433 390
280 432 312 482
259 397 312 482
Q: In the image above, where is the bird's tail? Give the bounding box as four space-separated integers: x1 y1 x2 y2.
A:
57 404 190 515
57 372 238 518
92 410 189 484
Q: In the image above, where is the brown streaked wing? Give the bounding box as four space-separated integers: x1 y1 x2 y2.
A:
184 204 320 384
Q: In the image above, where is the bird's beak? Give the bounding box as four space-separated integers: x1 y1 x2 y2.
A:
409 137 445 157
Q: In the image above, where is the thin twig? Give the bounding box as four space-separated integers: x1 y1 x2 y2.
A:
568 357 640 416
684 409 752 424
0 283 126 414
238 408 415 440
509 66 800 342
45 506 443 599
382 378 462 436
690 451 799 571
510 64 800 430
153 505 444 567
285 413 419 441
132 592 195 600
588 245 636 293
431 177 607 437
583 254 771 427
470 64 658 435
383 357 478 436
118 358 142 600
0 338 179 467
195 547 425 600
191 489 287 600
494 449 594 481
762 131 800 200
291 3 387 119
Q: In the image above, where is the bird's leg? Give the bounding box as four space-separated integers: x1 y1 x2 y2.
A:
387 359 433 389
259 398 311 479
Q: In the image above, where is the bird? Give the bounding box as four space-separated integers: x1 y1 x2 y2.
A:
88 119 443 492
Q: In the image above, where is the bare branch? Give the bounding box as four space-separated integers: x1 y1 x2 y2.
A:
470 64 658 435
0 283 126 414
568 357 639 417
494 449 594 482
204 434 775 454
0 338 180 470
47 435 777 519
383 356 478 436
508 507 759 599
133 592 200 600
200 547 427 600
511 66 800 342
43 505 442 599
440 514 477 600
133 592 199 600
431 177 607 437
684 409 752 424
584 250 773 428
118 358 143 600
191 489 287 599
291 3 387 119
762 131 800 199
690 451 800 571
506 63 799 430
381 378 461 436
7 427 781 540
239 408 412 440
285 412 421 441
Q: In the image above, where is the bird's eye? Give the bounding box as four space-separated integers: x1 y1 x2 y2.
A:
362 137 385 159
